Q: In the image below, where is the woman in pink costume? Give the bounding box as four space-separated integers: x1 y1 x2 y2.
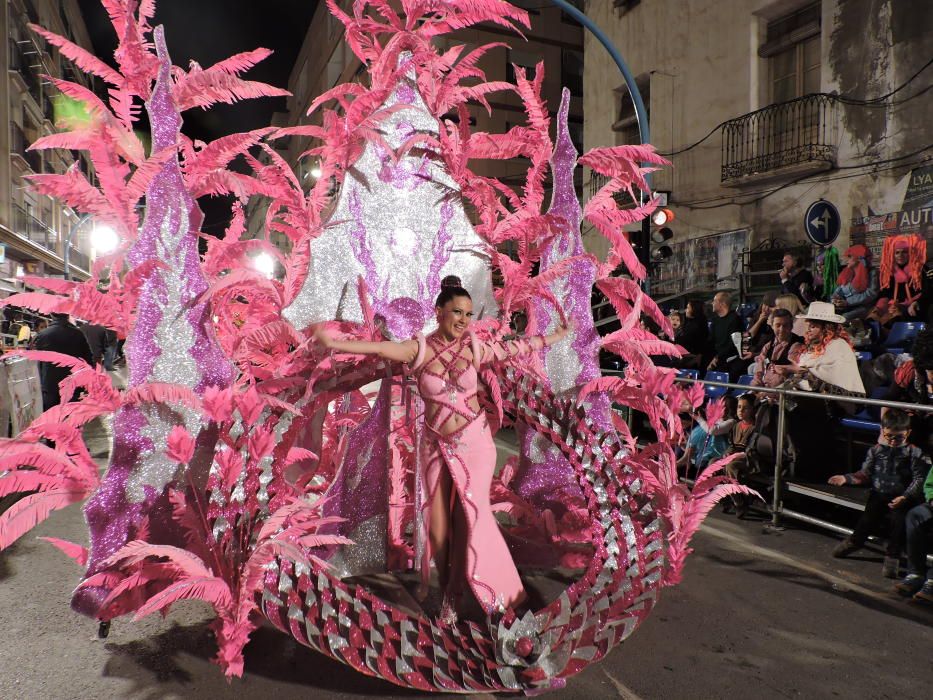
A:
316 283 569 615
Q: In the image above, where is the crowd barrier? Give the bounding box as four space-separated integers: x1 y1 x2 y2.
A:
674 376 933 546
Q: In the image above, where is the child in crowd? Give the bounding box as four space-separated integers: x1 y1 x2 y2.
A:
677 395 738 477
894 463 933 602
723 394 757 517
828 408 931 578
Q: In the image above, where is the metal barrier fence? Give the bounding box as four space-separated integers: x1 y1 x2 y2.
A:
675 376 933 533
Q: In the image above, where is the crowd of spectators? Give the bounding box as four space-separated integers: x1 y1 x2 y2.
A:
663 239 933 603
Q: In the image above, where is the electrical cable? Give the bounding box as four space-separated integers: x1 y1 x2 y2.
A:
659 59 933 157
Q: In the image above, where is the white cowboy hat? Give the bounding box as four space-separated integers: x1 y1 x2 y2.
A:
797 300 846 324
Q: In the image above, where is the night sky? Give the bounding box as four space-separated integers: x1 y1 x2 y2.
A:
76 0 319 233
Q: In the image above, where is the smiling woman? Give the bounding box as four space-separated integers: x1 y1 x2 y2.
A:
315 282 569 619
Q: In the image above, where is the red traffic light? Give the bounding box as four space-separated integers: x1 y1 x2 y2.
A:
651 208 675 226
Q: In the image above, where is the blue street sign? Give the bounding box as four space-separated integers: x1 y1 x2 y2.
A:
804 199 841 246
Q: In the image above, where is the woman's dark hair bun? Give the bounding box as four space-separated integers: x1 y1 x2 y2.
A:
441 275 462 289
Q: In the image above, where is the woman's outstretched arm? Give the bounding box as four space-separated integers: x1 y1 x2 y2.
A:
314 327 418 364
475 323 572 365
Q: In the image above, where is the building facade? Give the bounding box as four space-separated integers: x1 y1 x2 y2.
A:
1 0 96 298
246 0 586 251
582 0 932 299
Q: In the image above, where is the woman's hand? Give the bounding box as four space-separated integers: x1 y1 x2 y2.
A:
827 475 846 486
313 325 335 350
888 495 907 509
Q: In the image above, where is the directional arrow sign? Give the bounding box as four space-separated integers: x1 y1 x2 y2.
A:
804 200 841 246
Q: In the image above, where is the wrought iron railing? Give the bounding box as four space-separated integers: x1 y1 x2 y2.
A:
9 39 43 105
721 93 838 181
10 121 41 172
11 203 57 251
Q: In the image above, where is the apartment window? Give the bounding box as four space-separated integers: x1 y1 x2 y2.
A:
509 0 541 15
760 2 821 104
506 50 538 84
561 50 584 97
612 74 649 147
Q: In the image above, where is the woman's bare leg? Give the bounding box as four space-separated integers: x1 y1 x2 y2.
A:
429 466 453 589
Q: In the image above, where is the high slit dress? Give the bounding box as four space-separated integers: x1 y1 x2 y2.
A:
410 331 542 613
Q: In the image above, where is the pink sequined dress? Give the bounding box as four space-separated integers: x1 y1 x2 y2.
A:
410 331 542 613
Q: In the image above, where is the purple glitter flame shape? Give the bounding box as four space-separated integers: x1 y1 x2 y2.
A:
72 26 233 617
514 89 605 519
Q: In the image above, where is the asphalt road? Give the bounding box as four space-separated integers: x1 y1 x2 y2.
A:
1 423 931 699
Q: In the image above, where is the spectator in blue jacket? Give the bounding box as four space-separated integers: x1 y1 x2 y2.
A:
894 465 933 602
828 408 930 578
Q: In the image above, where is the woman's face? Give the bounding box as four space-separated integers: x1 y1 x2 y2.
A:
804 321 823 345
685 303 695 318
436 295 473 339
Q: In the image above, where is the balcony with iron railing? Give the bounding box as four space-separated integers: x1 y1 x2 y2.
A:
9 38 43 106
10 121 42 172
721 93 838 184
11 203 57 251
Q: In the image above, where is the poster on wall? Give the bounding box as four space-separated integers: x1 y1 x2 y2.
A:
652 229 748 297
1 357 41 436
850 164 933 259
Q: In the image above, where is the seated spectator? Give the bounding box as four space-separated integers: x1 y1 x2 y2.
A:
779 251 814 306
751 308 804 389
722 394 758 517
831 244 879 321
775 293 808 337
741 292 777 371
679 300 709 366
678 396 737 476
884 327 933 452
870 234 932 328
828 408 930 578
894 462 933 602
706 291 744 381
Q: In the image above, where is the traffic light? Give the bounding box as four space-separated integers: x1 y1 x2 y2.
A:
650 206 675 261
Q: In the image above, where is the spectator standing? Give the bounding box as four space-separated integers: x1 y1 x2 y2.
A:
677 395 738 476
893 464 933 602
679 300 709 366
831 244 879 320
81 322 110 367
723 395 758 517
707 291 743 381
33 313 94 410
829 409 929 578
779 252 814 305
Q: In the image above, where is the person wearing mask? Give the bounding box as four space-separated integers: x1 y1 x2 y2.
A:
779 252 813 305
870 234 932 327
831 244 878 321
33 313 94 410
706 292 743 381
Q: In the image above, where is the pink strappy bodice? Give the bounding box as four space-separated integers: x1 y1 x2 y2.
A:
412 333 483 439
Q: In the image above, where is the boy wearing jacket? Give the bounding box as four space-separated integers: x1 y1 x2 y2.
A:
828 408 930 578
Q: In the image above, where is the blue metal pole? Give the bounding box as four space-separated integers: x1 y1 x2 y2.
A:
546 0 653 283
546 0 649 146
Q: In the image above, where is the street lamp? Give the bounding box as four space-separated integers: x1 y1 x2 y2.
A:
90 224 119 256
253 252 275 279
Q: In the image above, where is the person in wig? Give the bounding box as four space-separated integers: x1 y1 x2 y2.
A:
871 234 933 327
831 244 879 320
316 281 570 618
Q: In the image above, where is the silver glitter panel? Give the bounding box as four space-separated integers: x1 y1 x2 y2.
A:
283 61 497 338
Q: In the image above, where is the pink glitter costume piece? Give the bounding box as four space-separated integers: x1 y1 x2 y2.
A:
410 332 541 612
